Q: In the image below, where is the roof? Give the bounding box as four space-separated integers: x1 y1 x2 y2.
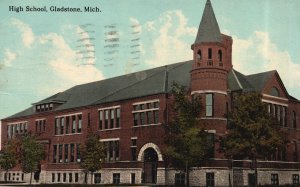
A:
3 61 298 120
4 61 193 120
245 70 275 92
195 0 222 43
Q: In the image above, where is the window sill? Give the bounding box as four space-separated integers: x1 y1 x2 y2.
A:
54 133 82 137
99 128 121 132
132 123 161 128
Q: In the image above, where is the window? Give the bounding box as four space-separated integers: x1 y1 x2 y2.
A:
218 50 222 61
113 173 120 184
70 144 75 162
105 110 109 129
72 115 76 133
110 109 115 128
154 110 159 124
66 116 70 134
104 140 120 162
131 173 136 184
53 145 57 163
60 117 64 134
8 122 28 139
293 111 297 128
52 173 55 182
76 144 81 162
140 112 145 125
94 173 101 184
208 48 212 59
24 122 28 133
133 113 139 126
147 111 153 124
206 94 213 117
116 108 120 128
64 144 69 163
57 173 61 182
271 174 279 185
133 100 159 126
55 118 60 135
99 111 103 130
59 144 63 163
87 113 91 127
63 173 66 182
197 50 202 60
115 141 119 160
294 141 298 162
35 120 46 133
69 173 72 183
270 87 280 97
283 107 287 127
206 172 215 187
77 114 82 133
131 138 137 161
75 173 79 183
293 174 299 184
175 173 185 186
206 133 215 158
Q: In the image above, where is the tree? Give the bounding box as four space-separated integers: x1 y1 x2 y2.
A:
164 83 213 187
80 129 105 184
0 140 18 181
19 134 45 184
221 92 285 187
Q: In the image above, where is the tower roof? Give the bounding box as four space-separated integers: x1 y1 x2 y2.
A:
195 0 221 43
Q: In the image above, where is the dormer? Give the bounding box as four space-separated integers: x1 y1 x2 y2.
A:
33 100 65 112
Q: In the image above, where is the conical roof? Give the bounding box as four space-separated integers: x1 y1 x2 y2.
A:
195 0 221 43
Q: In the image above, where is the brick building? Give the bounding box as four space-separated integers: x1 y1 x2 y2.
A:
1 0 300 186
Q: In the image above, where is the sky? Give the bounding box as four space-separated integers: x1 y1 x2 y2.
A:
0 0 300 120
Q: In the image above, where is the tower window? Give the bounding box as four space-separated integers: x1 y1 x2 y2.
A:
218 50 222 61
197 50 202 60
208 48 212 59
206 93 213 117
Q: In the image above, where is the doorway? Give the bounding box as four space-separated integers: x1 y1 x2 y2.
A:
143 148 158 184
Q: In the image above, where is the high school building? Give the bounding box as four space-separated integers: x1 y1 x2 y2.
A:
1 0 300 186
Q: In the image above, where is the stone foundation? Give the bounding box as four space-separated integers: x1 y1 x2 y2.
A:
1 167 300 186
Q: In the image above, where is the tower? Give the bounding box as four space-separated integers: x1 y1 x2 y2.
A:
190 0 232 137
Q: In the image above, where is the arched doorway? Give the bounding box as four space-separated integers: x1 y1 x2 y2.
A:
143 147 158 184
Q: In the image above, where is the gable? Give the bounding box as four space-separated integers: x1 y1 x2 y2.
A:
261 71 289 99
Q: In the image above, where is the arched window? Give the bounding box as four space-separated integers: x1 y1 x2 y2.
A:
218 50 222 61
270 87 280 97
197 50 202 60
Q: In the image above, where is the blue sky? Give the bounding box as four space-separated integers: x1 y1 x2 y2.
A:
0 0 300 120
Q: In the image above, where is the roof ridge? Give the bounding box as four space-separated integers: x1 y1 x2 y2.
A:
246 70 276 77
232 69 243 89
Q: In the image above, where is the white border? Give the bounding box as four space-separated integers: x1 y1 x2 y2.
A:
262 99 288 107
100 138 120 142
132 99 159 105
191 90 227 95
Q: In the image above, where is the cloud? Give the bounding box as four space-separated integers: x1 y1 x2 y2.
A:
3 18 104 96
11 18 35 48
1 49 16 67
144 10 197 67
39 32 104 91
232 31 300 96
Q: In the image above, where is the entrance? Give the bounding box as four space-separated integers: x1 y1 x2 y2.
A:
143 148 158 184
248 173 255 187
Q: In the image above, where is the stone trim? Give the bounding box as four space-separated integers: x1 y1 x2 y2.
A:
137 142 163 161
